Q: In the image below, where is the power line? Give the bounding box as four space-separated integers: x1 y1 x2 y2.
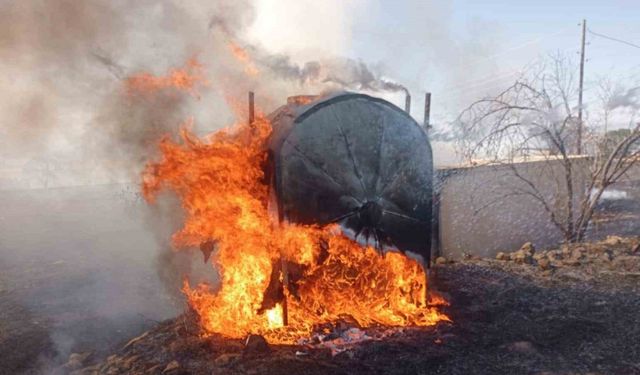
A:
587 28 640 50
439 46 579 99
442 26 574 73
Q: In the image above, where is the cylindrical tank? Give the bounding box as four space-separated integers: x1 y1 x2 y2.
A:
267 92 433 262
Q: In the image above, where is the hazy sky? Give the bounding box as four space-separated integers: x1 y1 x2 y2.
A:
346 0 640 124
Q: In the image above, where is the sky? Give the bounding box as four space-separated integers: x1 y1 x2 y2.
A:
251 0 640 123
346 0 640 126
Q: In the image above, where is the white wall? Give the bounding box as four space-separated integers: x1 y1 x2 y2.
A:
437 157 592 258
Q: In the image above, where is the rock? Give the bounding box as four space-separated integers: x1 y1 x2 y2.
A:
162 360 180 373
215 353 240 367
513 250 532 264
496 252 508 261
604 235 623 246
435 256 448 265
538 258 551 270
532 253 546 261
547 251 559 261
600 252 612 262
244 334 270 355
631 243 640 254
520 242 535 255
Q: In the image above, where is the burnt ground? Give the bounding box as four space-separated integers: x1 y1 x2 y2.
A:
71 242 640 375
1 184 638 375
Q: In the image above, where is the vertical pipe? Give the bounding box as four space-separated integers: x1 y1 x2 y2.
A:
424 92 432 131
248 91 255 127
422 92 437 305
404 92 411 113
280 258 289 326
273 166 289 326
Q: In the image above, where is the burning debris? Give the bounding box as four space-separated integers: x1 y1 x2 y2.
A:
141 92 448 346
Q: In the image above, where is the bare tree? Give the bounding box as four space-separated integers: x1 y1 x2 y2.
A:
456 53 640 243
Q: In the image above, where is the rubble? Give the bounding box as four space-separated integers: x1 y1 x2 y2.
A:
492 237 640 275
495 252 508 261
537 258 550 270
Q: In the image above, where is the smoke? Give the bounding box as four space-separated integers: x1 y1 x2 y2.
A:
0 0 414 370
608 87 640 111
239 47 409 94
0 0 412 174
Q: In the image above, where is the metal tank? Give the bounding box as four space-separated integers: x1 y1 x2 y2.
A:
266 92 434 264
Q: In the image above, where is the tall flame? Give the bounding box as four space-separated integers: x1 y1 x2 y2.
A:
142 112 449 344
228 42 259 77
126 57 208 97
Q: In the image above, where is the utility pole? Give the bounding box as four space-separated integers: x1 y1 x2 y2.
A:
577 19 586 154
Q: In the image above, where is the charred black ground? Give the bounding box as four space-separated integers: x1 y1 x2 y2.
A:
53 237 640 375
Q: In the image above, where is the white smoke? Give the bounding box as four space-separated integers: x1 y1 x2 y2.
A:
608 86 640 111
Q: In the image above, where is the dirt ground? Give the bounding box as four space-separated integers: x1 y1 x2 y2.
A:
69 238 640 375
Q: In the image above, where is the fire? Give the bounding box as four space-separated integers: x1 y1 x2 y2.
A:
125 57 208 97
228 42 259 77
142 111 449 344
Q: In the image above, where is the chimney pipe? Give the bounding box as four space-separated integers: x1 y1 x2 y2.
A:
404 92 411 113
424 92 431 130
248 91 255 126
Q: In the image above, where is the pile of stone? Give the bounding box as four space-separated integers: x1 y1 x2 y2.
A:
495 236 640 272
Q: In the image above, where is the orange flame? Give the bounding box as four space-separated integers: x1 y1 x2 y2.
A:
228 42 259 77
125 57 208 97
142 113 449 345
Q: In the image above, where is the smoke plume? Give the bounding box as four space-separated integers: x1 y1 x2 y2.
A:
0 1 412 370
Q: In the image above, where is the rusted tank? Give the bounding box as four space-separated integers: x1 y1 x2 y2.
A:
267 92 433 264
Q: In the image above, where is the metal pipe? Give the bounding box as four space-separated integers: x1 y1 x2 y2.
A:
424 92 431 130
280 257 289 326
248 91 255 126
404 92 411 113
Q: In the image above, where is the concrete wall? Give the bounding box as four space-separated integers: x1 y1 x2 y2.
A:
436 157 592 259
